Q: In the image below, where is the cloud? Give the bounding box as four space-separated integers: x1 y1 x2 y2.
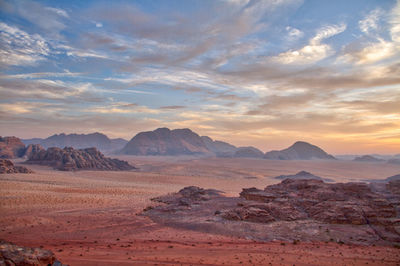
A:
272 23 346 64
0 77 105 103
286 26 304 41
7 0 68 37
359 8 383 34
340 38 397 65
0 22 50 66
159 105 186 110
390 0 400 42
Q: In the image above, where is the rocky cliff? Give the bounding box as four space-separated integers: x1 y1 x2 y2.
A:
27 146 135 171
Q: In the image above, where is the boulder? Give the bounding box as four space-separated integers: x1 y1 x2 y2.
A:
0 240 66 265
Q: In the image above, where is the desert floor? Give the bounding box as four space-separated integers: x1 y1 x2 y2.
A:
1 157 400 265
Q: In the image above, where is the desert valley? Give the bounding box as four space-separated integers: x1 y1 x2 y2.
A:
1 129 400 265
1 0 400 265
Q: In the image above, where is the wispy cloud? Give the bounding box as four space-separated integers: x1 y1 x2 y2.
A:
0 22 50 66
272 23 346 64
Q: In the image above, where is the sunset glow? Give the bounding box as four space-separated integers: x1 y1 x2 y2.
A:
1 0 399 154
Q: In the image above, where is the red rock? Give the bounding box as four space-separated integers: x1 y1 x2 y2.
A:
27 146 136 171
0 240 66 265
0 159 33 174
0 136 26 159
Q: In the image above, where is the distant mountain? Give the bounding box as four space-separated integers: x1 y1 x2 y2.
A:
201 136 237 156
0 136 26 159
274 170 334 182
121 128 212 156
22 133 127 153
353 155 384 162
121 128 269 157
264 141 336 160
233 146 264 158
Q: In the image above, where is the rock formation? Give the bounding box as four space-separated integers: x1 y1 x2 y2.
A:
264 141 336 160
201 136 237 156
121 128 212 156
233 146 264 158
27 146 135 171
274 170 333 182
0 240 66 265
0 159 32 174
144 178 400 245
23 144 45 159
353 155 384 162
23 132 128 153
0 136 26 159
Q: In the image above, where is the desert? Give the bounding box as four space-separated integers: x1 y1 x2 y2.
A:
1 154 400 265
2 0 400 265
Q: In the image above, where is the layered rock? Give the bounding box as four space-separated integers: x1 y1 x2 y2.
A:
0 159 33 174
23 144 45 159
144 178 400 245
264 141 335 160
0 240 66 265
0 136 26 159
27 146 135 171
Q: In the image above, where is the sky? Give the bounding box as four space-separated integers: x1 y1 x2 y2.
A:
0 0 399 154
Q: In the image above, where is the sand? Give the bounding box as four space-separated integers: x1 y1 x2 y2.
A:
1 157 400 265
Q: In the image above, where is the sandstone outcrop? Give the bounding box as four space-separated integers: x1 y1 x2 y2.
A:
144 178 400 245
0 136 26 159
27 146 135 171
0 159 33 174
0 240 66 265
23 144 45 159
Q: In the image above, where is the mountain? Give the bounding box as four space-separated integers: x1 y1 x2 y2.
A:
27 146 135 171
22 133 127 153
0 136 26 158
274 170 334 182
233 146 264 158
201 136 237 156
121 128 212 156
353 155 384 162
264 141 336 160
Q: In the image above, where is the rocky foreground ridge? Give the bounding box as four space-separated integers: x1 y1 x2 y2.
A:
144 176 400 246
0 159 32 174
27 146 135 171
0 240 66 265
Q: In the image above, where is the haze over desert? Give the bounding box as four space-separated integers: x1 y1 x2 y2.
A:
1 0 400 265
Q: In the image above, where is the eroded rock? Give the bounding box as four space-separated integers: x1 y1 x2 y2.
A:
0 159 33 174
0 240 66 266
27 146 135 171
144 178 400 245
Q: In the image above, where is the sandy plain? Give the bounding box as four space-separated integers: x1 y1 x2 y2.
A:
1 156 400 265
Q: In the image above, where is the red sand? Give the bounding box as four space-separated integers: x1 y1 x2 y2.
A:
1 157 400 265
